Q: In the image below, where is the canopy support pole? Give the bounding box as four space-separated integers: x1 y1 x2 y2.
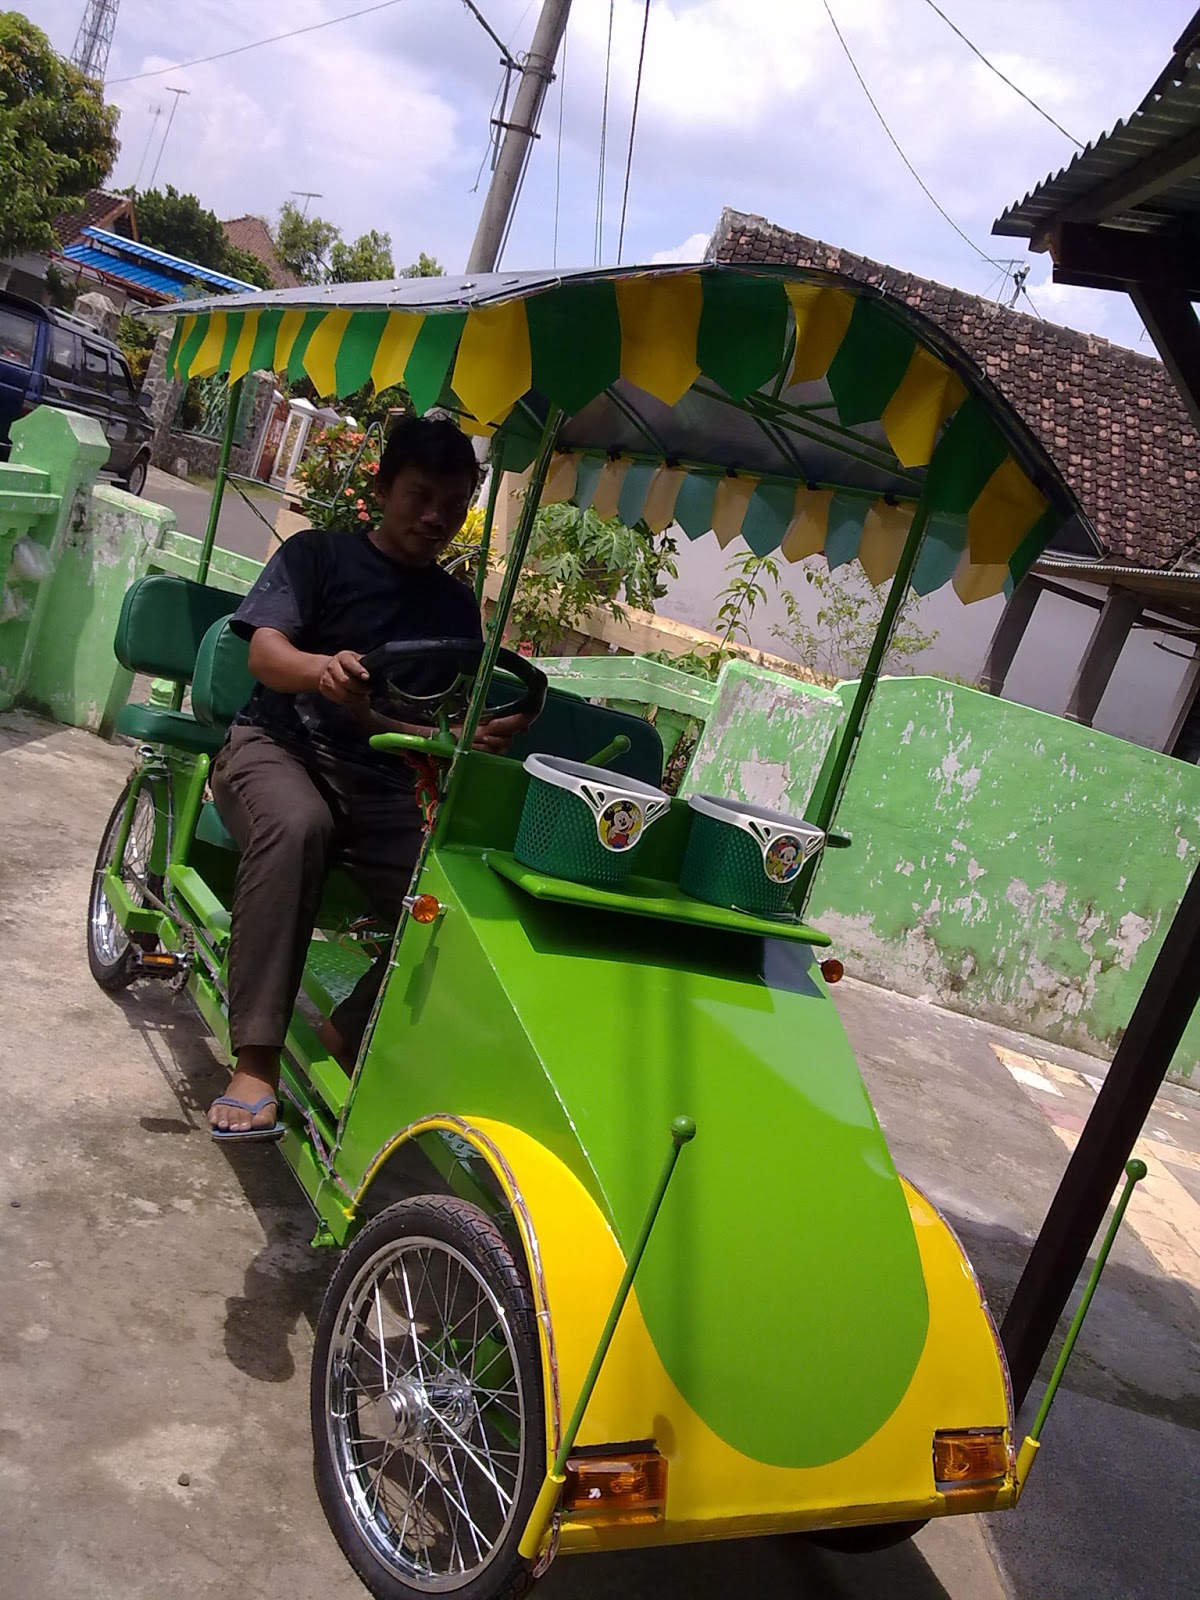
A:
474 453 505 605
197 377 244 587
457 406 564 754
796 502 931 914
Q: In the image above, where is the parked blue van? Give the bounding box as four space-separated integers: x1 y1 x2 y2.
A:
0 291 154 494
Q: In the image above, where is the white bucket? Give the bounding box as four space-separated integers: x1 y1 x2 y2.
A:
523 753 670 854
686 793 825 885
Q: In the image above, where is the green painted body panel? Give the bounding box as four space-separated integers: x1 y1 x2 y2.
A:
337 751 929 1469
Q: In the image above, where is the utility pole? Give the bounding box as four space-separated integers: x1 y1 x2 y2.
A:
466 0 573 274
149 86 189 191
133 105 162 190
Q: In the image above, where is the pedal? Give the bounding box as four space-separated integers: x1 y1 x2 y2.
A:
135 951 190 980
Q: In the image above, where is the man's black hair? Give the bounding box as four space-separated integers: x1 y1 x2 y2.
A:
378 415 480 491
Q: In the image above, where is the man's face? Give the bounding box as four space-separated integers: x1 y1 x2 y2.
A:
374 462 475 567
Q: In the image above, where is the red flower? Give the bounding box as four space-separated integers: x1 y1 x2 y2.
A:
358 510 371 522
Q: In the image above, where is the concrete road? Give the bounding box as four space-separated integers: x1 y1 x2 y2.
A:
146 465 281 566
2 709 1197 1598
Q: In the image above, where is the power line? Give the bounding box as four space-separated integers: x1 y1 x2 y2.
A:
108 0 406 85
821 0 1006 271
617 0 652 265
595 0 616 265
919 0 1083 148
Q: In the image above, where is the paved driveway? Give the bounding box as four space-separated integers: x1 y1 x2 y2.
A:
1 710 1196 1598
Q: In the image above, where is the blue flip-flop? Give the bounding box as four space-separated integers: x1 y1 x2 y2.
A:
209 1094 285 1143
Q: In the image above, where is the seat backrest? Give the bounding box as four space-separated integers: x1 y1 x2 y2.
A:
192 616 256 728
114 574 242 683
507 687 664 785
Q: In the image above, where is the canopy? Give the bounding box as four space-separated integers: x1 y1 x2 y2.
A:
148 265 1099 604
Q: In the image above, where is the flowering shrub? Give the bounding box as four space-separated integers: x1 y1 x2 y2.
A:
293 422 383 531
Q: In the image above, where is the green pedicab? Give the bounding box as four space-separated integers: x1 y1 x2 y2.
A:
86 265 1116 1599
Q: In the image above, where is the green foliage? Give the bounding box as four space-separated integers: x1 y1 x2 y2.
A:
43 262 78 311
329 229 394 284
399 252 444 278
116 311 155 387
274 200 439 287
714 551 781 649
643 647 727 683
275 200 339 285
773 559 938 678
0 12 119 258
134 186 273 288
503 503 678 655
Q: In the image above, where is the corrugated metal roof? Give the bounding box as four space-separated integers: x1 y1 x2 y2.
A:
995 51 1200 239
60 243 195 300
78 228 262 295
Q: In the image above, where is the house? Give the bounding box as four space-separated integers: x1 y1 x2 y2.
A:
702 207 1200 756
1 188 138 302
222 215 298 289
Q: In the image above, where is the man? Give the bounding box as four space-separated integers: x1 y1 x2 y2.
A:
207 416 524 1141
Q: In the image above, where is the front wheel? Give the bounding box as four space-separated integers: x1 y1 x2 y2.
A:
122 454 149 497
87 777 161 990
312 1197 545 1600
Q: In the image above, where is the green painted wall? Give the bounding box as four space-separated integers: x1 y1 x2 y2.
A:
689 670 1200 1083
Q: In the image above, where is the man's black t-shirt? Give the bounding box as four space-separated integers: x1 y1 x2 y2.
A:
230 526 482 776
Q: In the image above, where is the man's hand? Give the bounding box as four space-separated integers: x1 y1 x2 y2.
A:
316 650 370 711
466 711 531 755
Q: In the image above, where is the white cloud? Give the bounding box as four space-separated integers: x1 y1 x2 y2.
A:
651 230 711 263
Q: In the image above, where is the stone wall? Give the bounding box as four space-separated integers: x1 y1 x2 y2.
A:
142 329 275 482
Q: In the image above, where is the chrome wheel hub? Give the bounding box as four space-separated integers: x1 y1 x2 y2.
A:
368 1374 474 1443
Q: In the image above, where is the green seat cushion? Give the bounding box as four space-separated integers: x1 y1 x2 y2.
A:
192 617 256 729
507 687 664 785
114 574 242 683
116 703 226 756
196 800 237 850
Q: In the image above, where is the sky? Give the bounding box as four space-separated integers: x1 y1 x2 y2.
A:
28 0 1192 352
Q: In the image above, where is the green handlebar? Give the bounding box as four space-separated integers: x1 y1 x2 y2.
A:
587 734 632 769
369 731 457 759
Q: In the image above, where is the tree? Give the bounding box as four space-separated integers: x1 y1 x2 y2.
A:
133 186 274 289
773 559 938 678
0 12 119 259
274 199 339 285
329 228 394 284
400 252 444 278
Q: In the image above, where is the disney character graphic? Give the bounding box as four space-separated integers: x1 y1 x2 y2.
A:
599 798 643 852
764 833 804 884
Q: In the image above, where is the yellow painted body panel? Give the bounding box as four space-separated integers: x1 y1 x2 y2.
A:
467 1119 1016 1552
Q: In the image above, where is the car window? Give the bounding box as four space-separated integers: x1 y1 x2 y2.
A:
47 328 76 382
0 308 37 368
107 352 134 399
81 343 108 389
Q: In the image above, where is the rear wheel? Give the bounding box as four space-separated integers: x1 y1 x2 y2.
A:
123 455 149 497
312 1196 544 1600
87 778 161 990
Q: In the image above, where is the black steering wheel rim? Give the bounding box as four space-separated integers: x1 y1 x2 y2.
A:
358 637 548 723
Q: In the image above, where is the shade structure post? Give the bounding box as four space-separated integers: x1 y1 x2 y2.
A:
1001 861 1200 1409
197 377 244 587
456 407 564 758
474 453 505 604
795 502 931 913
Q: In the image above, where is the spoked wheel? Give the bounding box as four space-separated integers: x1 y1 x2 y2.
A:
312 1197 545 1600
87 778 161 991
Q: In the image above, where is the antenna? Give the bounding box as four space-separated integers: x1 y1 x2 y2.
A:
133 105 162 191
71 0 121 84
148 87 190 191
291 191 324 216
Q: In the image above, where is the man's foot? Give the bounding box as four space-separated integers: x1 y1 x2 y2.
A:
209 1059 279 1135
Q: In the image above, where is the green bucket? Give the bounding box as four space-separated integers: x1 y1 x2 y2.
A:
679 794 826 914
515 754 670 888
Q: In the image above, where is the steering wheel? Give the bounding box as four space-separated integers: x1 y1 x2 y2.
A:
358 638 547 726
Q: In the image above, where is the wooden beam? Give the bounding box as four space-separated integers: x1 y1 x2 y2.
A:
1130 283 1200 434
1045 221 1200 295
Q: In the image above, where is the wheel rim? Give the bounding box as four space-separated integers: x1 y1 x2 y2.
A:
325 1235 529 1592
90 788 155 967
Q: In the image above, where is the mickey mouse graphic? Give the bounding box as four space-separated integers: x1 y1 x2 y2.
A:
764 834 803 883
600 799 642 852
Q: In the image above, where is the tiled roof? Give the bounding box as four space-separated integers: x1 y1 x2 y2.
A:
712 209 1200 571
52 189 136 249
222 215 299 288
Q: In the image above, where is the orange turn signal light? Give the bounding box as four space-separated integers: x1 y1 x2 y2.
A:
408 894 442 924
563 1451 667 1527
933 1429 1009 1493
820 957 844 984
